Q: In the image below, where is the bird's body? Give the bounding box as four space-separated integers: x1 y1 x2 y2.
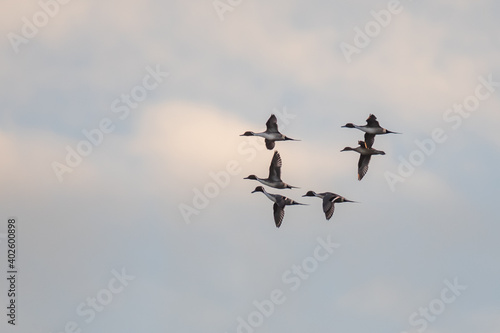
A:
244 151 297 189
246 131 285 141
341 141 385 180
251 186 305 228
303 191 355 220
241 114 299 150
342 114 400 148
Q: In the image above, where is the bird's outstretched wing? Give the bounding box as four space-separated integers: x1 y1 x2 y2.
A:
265 139 275 150
364 133 375 149
273 202 285 228
268 151 282 181
266 114 279 133
358 155 371 180
323 195 340 220
366 114 380 127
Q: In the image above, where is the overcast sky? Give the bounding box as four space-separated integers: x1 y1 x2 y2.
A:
1 0 499 332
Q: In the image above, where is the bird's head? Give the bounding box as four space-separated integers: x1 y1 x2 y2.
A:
251 186 265 193
302 191 317 197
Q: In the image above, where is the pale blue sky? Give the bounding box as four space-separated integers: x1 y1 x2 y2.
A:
0 1 499 332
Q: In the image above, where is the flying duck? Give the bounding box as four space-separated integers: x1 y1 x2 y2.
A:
241 114 299 150
341 141 385 180
244 151 298 189
302 191 356 220
342 114 400 148
251 186 306 228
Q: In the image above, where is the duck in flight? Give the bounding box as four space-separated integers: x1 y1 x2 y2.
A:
302 191 356 220
251 186 306 228
341 141 385 180
244 151 298 189
342 114 400 148
241 114 299 150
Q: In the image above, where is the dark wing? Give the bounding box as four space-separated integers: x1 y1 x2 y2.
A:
366 114 380 127
265 114 279 133
364 133 375 149
273 202 285 228
265 139 275 150
323 195 340 220
268 151 282 181
358 155 371 180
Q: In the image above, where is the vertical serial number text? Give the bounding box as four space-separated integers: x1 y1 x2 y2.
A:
6 218 17 325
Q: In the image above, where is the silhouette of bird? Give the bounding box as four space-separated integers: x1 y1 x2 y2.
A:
244 151 298 189
241 114 299 150
342 114 400 148
302 191 356 220
251 186 306 228
341 141 385 180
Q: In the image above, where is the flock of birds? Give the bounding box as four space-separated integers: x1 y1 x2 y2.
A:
240 114 400 228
